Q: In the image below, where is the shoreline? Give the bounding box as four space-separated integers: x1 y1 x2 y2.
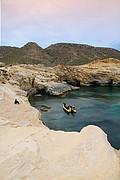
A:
0 60 120 179
30 87 120 150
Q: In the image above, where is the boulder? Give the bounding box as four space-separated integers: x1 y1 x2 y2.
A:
45 81 79 96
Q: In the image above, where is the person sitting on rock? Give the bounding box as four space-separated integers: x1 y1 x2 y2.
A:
14 99 20 104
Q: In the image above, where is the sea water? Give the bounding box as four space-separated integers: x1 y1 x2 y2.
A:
30 87 120 149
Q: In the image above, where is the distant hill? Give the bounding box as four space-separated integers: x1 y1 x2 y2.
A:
0 42 53 66
0 42 120 66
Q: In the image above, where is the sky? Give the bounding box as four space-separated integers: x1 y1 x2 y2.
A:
1 0 120 50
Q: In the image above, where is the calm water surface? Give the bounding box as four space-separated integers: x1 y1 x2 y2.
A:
30 87 120 149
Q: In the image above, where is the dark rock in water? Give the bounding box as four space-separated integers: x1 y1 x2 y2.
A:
40 105 51 112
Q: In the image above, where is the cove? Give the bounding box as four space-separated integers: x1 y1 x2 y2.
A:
30 86 120 149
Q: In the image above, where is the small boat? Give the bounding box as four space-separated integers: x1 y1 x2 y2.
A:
63 105 72 113
63 103 76 113
72 107 76 113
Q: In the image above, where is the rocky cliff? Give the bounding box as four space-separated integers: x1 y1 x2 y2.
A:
0 60 120 179
0 63 79 96
0 58 120 97
55 58 120 86
0 83 120 179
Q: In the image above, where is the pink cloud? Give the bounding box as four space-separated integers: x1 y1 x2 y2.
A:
3 0 120 20
1 0 120 48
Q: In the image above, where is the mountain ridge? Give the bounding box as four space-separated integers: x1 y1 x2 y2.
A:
0 42 120 66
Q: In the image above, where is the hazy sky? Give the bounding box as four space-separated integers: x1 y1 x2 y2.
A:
1 0 120 50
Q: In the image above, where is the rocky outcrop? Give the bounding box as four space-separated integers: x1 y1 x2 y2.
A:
0 64 57 89
0 58 120 98
44 81 79 96
0 83 41 127
0 62 120 179
0 64 79 96
55 58 120 86
0 85 120 179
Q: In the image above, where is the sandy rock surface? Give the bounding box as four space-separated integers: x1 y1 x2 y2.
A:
0 60 120 179
0 83 120 179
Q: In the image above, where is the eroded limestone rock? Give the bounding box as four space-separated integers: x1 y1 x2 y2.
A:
0 83 41 127
0 60 120 179
55 58 120 86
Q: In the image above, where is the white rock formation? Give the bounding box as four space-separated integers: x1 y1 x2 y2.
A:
0 83 120 179
0 83 41 127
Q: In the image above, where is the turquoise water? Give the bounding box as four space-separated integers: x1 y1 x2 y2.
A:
30 87 120 149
